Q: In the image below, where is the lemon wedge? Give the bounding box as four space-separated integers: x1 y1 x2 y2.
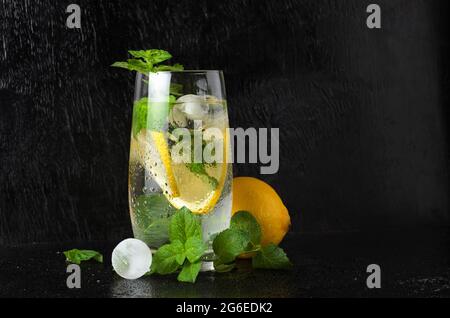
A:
168 130 229 214
135 128 229 215
135 130 180 198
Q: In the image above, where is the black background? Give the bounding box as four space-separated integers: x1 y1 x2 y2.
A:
0 0 448 246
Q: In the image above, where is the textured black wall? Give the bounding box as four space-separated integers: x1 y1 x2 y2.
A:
0 0 448 245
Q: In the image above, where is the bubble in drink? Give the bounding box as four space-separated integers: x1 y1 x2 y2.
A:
112 238 152 280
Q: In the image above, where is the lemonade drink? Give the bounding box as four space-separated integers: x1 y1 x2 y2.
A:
128 72 232 253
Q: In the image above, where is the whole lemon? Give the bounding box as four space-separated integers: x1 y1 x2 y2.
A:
232 177 291 246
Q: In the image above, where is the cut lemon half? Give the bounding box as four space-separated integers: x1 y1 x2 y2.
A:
135 130 180 198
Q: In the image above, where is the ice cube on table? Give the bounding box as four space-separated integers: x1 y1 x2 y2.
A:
112 238 152 280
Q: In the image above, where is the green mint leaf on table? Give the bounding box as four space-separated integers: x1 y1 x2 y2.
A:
112 49 184 74
252 244 292 270
213 228 251 264
230 211 261 246
184 236 206 263
169 207 201 243
150 207 205 282
211 212 260 270
212 211 292 272
213 262 236 273
63 249 103 265
151 240 185 275
177 261 202 283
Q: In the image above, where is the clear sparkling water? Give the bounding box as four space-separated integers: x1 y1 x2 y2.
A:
112 238 152 280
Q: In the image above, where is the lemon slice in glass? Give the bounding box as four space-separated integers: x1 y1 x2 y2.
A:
168 130 229 214
135 128 229 215
135 130 180 198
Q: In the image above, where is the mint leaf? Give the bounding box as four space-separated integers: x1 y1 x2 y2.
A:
151 240 185 274
112 49 184 75
142 218 171 247
230 211 261 245
110 61 130 70
128 49 172 65
213 228 251 264
184 236 206 263
132 97 177 136
170 83 183 96
131 97 149 137
177 261 202 283
147 207 208 282
169 207 201 243
133 193 177 246
186 163 219 189
153 63 184 72
214 262 235 273
63 249 103 265
126 59 153 73
168 95 177 110
134 193 176 229
252 244 292 270
111 59 152 73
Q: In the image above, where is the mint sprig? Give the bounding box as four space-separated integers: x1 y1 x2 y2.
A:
148 209 291 283
112 49 184 74
113 49 183 136
150 207 206 283
213 211 292 271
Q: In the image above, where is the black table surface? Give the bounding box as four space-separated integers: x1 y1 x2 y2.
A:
1 229 449 298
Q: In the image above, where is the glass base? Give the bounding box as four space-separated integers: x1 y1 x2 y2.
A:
200 261 215 272
200 251 216 272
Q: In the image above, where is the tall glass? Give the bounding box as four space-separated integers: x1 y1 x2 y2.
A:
128 71 232 257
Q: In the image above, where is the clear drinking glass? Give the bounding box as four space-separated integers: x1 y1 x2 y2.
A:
128 70 232 258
